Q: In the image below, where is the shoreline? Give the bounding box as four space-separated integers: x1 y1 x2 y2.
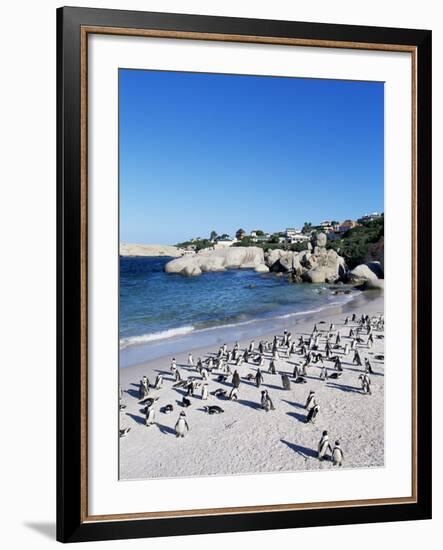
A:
119 287 379 368
119 291 384 480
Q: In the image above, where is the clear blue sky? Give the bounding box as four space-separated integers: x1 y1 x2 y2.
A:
119 69 384 244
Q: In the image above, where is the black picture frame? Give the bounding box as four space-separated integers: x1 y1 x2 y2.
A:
57 6 432 543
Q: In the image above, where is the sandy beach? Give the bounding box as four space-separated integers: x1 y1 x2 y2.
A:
119 291 384 480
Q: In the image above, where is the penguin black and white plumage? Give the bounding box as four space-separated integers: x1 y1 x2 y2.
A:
170 358 177 372
145 404 156 427
139 377 149 399
328 372 342 380
353 350 362 366
261 390 275 412
188 353 194 367
334 357 343 372
319 365 328 380
306 404 320 423
318 431 333 460
175 412 190 437
182 396 192 407
174 369 181 382
154 375 163 389
364 358 374 374
255 369 264 388
281 374 291 390
268 360 277 375
161 404 174 414
201 384 208 400
332 441 344 466
232 370 241 388
305 390 316 410
359 373 372 394
229 387 239 401
204 405 224 415
212 388 227 398
119 427 131 437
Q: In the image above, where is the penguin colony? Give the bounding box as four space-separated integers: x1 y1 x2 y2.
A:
120 312 384 470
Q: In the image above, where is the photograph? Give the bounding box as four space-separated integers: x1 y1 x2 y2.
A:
118 68 385 481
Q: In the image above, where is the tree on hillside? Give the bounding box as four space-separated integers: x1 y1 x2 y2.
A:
302 222 312 234
235 228 246 240
210 230 218 241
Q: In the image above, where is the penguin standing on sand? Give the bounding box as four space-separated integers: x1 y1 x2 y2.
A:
170 358 177 372
319 365 329 380
353 349 362 366
268 359 277 375
364 358 374 374
145 404 155 427
248 340 255 354
359 373 372 395
229 387 239 401
261 390 275 412
174 368 181 382
334 356 343 372
154 374 163 389
255 368 264 388
201 367 209 381
139 376 149 399
332 441 344 466
335 332 341 345
293 364 301 379
343 343 350 356
281 373 291 390
175 412 190 438
306 404 320 424
305 390 316 410
232 370 241 388
318 431 333 460
201 384 208 400
188 353 194 368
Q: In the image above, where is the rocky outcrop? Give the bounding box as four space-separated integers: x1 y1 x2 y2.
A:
265 233 347 284
363 278 384 291
347 261 383 284
164 247 267 276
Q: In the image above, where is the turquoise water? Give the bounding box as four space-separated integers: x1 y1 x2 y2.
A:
119 256 354 367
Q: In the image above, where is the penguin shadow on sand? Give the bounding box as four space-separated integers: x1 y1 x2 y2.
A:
237 399 261 411
156 423 176 436
126 412 145 425
281 398 305 409
125 388 140 399
280 439 318 459
286 410 307 423
326 382 361 394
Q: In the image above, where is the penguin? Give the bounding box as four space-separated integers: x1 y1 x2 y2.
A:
351 313 356 322
188 353 194 367
293 364 300 379
174 369 182 382
145 404 156 427
364 358 374 374
344 316 349 325
319 365 329 381
305 390 316 410
261 390 275 412
229 387 239 401
294 377 307 384
232 370 241 388
335 332 341 345
119 427 131 438
332 441 344 466
201 368 209 381
306 404 320 423
343 343 350 356
359 373 372 394
139 377 149 399
268 360 277 375
182 396 192 407
170 358 177 372
212 388 227 398
334 357 343 372
204 405 224 415
255 368 264 388
353 350 362 366
217 374 228 383
281 373 291 390
175 411 190 437
154 374 163 389
201 384 208 400
318 430 333 460
328 372 342 380
248 340 255 354
161 404 174 414
245 373 254 381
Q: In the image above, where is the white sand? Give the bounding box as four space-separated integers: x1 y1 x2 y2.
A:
120 243 181 257
119 292 384 480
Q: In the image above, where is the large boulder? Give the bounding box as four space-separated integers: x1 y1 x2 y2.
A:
254 264 270 273
165 246 264 276
348 263 379 284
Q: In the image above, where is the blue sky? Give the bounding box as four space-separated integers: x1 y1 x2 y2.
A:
119 69 384 244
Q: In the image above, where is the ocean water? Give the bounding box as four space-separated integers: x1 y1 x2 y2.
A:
119 256 355 367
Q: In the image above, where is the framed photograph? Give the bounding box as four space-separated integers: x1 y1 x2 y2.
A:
57 6 432 543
